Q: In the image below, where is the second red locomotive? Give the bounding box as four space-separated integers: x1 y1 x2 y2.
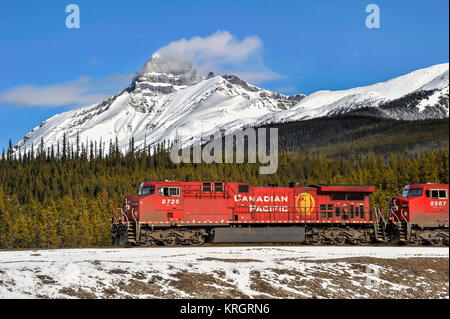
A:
386 184 449 245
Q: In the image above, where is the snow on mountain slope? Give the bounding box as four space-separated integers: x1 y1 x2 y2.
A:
14 58 449 154
262 63 449 124
14 54 304 153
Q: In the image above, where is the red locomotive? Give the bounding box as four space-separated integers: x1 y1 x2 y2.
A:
385 184 449 245
112 181 378 245
111 181 449 246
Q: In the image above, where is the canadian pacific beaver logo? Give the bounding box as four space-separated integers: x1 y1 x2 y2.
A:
295 192 315 216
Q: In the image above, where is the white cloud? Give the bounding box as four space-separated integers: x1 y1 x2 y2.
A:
158 31 261 63
141 31 283 84
0 73 133 108
1 31 283 108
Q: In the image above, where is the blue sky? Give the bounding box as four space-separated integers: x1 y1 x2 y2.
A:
0 0 448 151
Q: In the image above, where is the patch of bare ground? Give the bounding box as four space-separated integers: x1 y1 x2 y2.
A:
270 257 449 298
169 272 249 299
114 279 169 298
0 278 15 287
250 270 305 298
197 257 262 263
36 275 57 285
59 287 96 299
101 286 126 298
134 271 146 280
108 268 129 275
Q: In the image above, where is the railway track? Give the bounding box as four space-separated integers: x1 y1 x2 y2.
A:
1 240 449 252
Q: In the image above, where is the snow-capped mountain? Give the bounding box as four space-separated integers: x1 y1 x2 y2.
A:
14 56 449 154
260 63 448 124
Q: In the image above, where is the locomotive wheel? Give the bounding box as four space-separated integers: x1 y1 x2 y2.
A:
430 238 443 246
334 236 346 245
165 237 177 246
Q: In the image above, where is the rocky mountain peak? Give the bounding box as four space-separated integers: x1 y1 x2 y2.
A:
129 53 203 95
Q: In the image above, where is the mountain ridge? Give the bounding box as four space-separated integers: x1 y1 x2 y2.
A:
14 59 449 154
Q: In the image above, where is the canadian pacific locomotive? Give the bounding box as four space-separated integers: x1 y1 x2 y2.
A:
111 181 449 246
386 184 449 245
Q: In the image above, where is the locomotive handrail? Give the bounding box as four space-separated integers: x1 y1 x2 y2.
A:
131 208 140 242
120 208 130 225
375 208 386 224
391 209 409 229
131 208 137 223
391 209 401 223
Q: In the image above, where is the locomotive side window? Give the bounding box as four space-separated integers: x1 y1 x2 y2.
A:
350 205 354 218
348 193 364 201
332 193 346 200
157 187 180 197
320 205 327 218
335 207 340 217
327 204 333 218
214 183 224 192
202 183 212 192
360 205 365 219
238 185 249 193
342 210 348 220
428 189 448 199
355 206 359 217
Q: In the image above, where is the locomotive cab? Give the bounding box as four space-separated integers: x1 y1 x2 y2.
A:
388 184 449 227
123 182 157 222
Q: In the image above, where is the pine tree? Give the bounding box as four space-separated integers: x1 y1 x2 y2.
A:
7 139 13 162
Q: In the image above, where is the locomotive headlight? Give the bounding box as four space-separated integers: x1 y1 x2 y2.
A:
401 204 408 208
134 211 138 217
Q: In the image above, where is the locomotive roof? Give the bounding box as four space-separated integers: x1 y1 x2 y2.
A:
405 184 449 188
309 184 375 193
140 181 375 192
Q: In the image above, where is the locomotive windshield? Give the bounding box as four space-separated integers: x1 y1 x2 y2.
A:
139 185 155 195
402 185 409 197
407 188 423 197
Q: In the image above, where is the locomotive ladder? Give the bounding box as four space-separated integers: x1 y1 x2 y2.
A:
391 211 410 243
119 207 137 243
127 221 137 243
374 208 387 242
127 209 140 243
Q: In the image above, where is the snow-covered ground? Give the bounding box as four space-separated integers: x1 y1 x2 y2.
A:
0 246 448 299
